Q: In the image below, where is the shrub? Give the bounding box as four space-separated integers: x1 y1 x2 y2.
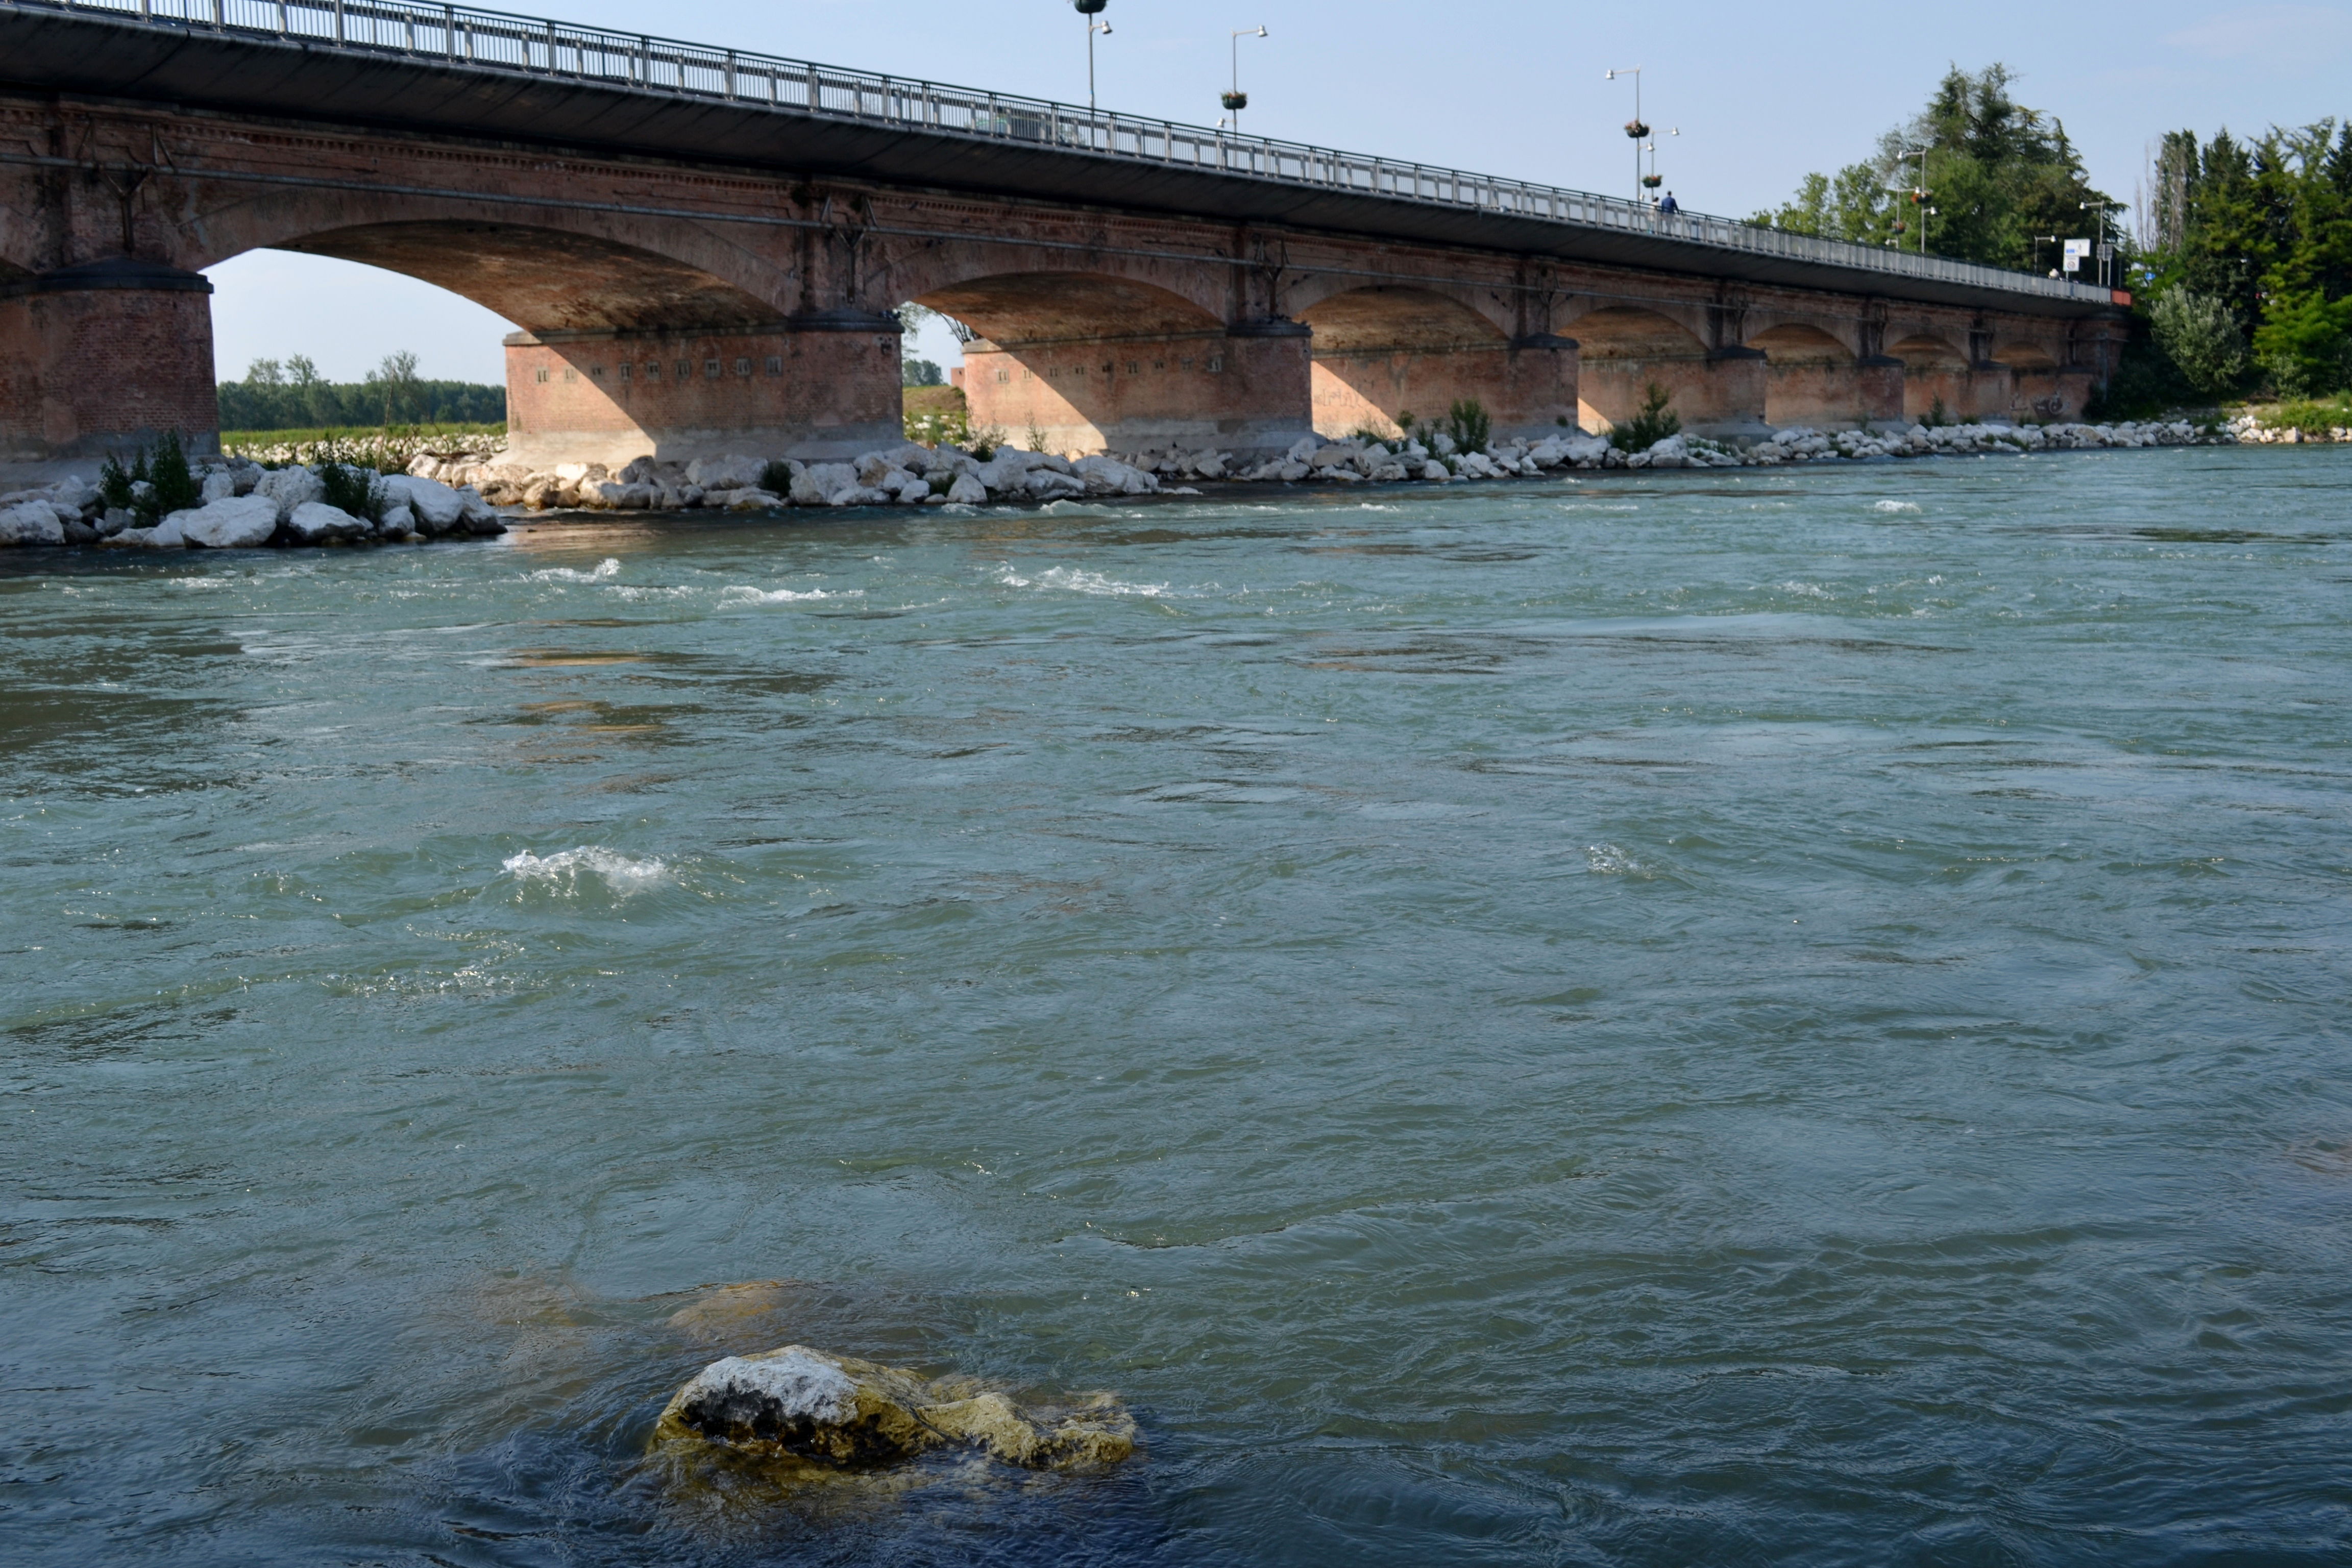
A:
2150 286 2249 395
2252 293 2352 398
1607 384 1682 452
316 460 385 523
967 425 1003 461
1443 398 1492 454
98 433 202 525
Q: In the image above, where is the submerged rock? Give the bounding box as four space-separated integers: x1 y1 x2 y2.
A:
653 1344 1135 1477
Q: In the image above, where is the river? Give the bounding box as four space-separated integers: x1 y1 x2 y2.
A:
5 447 2348 1564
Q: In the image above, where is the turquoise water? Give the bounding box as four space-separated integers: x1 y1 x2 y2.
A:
4 448 2349 1565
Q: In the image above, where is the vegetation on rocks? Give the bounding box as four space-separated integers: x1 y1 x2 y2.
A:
1608 384 1683 453
98 433 203 526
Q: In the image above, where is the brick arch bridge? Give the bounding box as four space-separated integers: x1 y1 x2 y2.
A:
0 0 2130 469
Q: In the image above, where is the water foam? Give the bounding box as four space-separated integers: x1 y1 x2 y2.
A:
529 557 622 583
998 565 1169 598
1873 500 1923 514
717 584 860 604
502 845 670 893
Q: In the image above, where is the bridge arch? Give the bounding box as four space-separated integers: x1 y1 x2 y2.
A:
1300 285 1574 440
908 268 1307 454
1564 306 1711 432
1744 323 1872 428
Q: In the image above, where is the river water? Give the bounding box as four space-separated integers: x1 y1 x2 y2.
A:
4 447 2349 1565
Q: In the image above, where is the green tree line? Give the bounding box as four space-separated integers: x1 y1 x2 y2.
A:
218 352 505 431
1753 65 2119 273
2135 122 2352 399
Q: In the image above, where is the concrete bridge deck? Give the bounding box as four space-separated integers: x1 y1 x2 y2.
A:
1 0 2132 468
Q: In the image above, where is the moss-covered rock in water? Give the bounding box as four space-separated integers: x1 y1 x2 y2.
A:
653 1344 1135 1476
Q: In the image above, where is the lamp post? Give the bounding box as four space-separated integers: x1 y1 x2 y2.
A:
1071 0 1110 113
2080 198 2120 288
1605 67 1645 206
1223 26 1266 132
2031 234 2060 278
1641 126 1678 204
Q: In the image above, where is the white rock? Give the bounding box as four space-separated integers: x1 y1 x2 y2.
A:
1072 455 1157 495
1285 436 1320 464
200 470 238 503
0 499 65 546
688 454 768 491
381 474 469 532
254 465 326 520
675 1350 857 1428
1025 468 1086 499
892 476 932 505
286 500 369 542
381 502 418 535
173 495 281 549
1420 460 1451 481
726 489 783 511
945 473 988 505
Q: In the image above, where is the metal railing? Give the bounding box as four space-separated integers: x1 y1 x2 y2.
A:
8 0 2116 306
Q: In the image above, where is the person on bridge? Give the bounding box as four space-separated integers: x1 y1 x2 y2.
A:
1658 190 1679 214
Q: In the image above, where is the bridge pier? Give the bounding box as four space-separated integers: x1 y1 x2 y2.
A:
1578 349 1770 438
1310 334 1579 443
958 317 1314 457
502 311 903 469
0 259 219 465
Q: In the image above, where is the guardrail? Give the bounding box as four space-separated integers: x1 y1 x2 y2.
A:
8 0 2119 306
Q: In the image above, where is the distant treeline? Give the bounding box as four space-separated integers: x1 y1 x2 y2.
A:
218 352 505 431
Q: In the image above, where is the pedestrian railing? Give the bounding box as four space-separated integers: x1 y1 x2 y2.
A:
7 0 2118 305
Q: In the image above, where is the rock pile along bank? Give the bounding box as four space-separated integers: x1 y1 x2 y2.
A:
0 418 2267 550
0 457 505 550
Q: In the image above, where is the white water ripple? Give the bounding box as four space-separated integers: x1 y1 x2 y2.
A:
501 846 670 894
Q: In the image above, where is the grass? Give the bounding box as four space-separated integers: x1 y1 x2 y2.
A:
2248 393 2352 437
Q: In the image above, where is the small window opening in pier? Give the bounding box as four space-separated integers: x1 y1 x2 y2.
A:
619 363 631 382
765 356 782 375
734 357 751 376
645 361 659 380
562 369 578 383
1154 359 1166 371
591 365 605 379
996 369 1009 383
1126 361 1139 376
704 359 721 379
676 360 691 380
1181 358 1194 371
1207 356 1223 373
535 368 549 383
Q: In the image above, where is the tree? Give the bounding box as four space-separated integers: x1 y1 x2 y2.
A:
2150 286 2247 392
1755 65 2119 270
367 350 423 425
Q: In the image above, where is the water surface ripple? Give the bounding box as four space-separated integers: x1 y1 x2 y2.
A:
5 449 2349 1564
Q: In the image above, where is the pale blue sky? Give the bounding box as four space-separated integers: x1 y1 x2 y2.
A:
206 0 2352 385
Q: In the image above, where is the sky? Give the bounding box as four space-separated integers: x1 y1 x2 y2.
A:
205 0 2352 386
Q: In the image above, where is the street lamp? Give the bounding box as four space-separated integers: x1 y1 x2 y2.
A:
1605 67 1645 206
1641 126 1679 202
1224 26 1266 131
2080 198 2120 288
1071 0 1111 113
2031 234 2060 277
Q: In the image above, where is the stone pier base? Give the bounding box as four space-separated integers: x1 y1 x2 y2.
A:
502 311 903 469
0 258 219 466
1311 334 1579 443
960 318 1315 458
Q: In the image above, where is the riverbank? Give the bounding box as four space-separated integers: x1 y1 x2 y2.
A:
0 415 2301 551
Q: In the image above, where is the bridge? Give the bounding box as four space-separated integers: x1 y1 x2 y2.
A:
0 0 2134 468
